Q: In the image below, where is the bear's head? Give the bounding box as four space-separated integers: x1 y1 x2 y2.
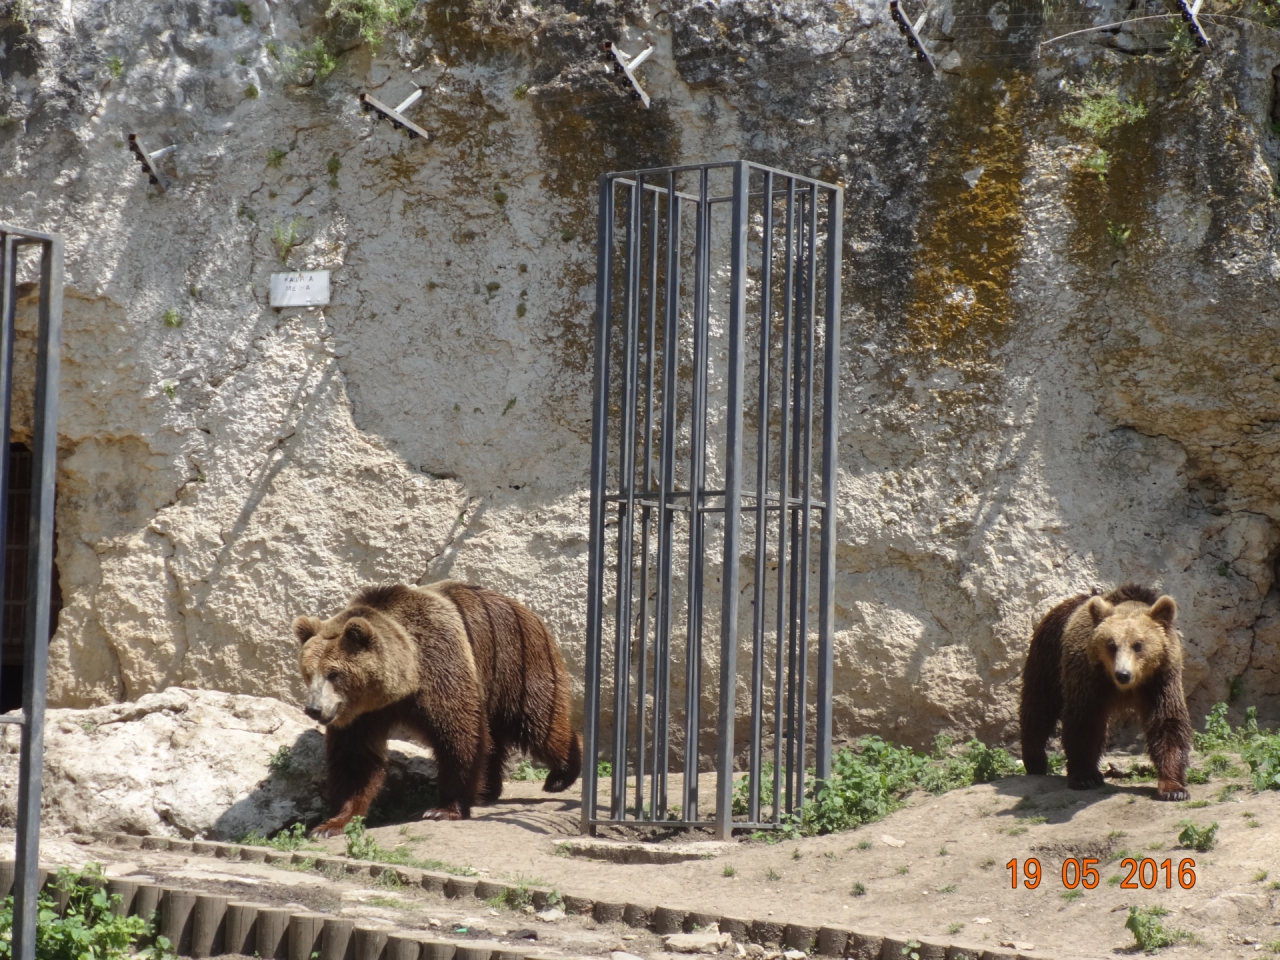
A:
294 606 420 727
1084 594 1178 691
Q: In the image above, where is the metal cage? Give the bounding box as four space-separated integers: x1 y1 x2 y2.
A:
582 161 842 839
0 224 63 960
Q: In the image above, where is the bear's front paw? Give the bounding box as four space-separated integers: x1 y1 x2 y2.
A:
309 819 348 839
422 805 465 821
1155 782 1189 802
1067 773 1105 790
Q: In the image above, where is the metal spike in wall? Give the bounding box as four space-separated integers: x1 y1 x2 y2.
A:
602 40 655 108
1176 0 1210 46
888 0 936 71
358 85 435 142
127 134 175 191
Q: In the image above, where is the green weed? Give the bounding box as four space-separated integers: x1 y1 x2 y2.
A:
1063 73 1147 138
0 863 153 960
1177 820 1218 852
268 744 294 776
244 84 258 99
722 865 736 877
271 217 304 264
512 758 549 781
1080 148 1109 179
285 39 338 83
266 147 288 168
107 55 123 78
1124 905 1191 951
326 0 415 46
850 881 866 897
1061 889 1083 902
857 840 872 851
1106 221 1131 247
765 868 780 882
236 1 252 24
162 308 183 328
162 382 176 399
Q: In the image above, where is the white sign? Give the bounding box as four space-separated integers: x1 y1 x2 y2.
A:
270 270 331 307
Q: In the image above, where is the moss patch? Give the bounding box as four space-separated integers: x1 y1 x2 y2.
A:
903 71 1030 372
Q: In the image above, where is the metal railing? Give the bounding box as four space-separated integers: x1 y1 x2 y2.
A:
0 224 63 960
582 161 842 839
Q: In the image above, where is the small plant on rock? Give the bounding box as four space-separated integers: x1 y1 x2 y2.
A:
107 55 123 78
162 308 183 328
326 0 416 46
1063 72 1147 138
266 146 288 168
271 217 304 264
236 1 252 24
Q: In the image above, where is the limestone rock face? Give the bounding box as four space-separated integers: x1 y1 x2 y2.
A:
0 687 435 839
1 0 1279 753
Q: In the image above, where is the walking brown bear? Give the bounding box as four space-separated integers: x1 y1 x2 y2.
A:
1020 583 1192 801
295 581 581 837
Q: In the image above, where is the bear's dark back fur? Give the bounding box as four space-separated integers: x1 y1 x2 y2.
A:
435 582 579 773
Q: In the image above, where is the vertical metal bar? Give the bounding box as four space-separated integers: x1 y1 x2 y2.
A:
634 187 660 819
715 161 749 841
785 188 808 812
582 176 616 832
683 168 711 821
815 186 842 783
611 180 643 820
14 232 61 960
652 175 681 819
773 180 795 823
748 172 774 826
795 187 817 811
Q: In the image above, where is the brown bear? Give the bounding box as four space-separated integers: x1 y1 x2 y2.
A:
295 581 581 836
1019 583 1192 801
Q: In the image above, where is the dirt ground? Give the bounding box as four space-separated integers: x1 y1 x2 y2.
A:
19 747 1280 960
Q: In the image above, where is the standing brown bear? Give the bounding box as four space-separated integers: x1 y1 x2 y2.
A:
295 581 581 837
1020 583 1192 801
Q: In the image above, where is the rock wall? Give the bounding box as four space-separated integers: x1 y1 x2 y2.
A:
2 0 1280 753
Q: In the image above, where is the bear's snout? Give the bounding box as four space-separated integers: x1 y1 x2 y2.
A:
1114 669 1132 685
304 704 324 723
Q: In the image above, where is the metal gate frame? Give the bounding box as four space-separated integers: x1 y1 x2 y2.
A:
0 224 64 960
582 161 842 840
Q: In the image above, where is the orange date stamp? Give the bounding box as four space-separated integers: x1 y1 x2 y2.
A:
1006 857 1197 890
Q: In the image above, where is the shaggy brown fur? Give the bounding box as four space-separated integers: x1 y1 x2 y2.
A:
296 581 581 837
1020 583 1192 801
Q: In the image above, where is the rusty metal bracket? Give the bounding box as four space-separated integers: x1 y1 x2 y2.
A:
602 40 654 108
358 85 434 142
889 0 936 71
1176 0 1210 46
127 134 175 191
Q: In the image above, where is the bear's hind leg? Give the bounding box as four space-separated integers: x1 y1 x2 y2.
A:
538 730 581 794
1060 702 1109 791
1019 688 1060 777
480 740 508 805
422 718 490 821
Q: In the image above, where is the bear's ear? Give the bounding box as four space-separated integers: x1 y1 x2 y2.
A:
1149 595 1177 629
342 616 374 649
293 616 322 644
1086 596 1114 626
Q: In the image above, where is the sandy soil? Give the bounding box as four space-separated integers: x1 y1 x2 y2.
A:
18 748 1280 960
